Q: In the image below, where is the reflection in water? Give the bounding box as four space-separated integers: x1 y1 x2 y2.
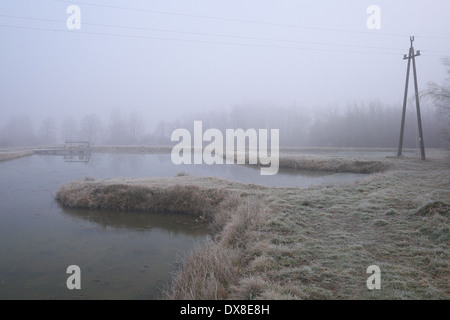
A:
244 164 335 177
109 153 145 176
39 154 56 164
44 152 369 188
0 155 212 300
61 207 209 236
63 154 91 163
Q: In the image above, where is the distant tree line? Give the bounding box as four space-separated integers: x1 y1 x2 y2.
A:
421 58 450 143
154 59 450 149
154 100 447 149
307 101 446 148
1 60 448 149
0 109 145 147
0 100 447 149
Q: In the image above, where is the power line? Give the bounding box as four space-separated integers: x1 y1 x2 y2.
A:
0 16 447 56
0 13 409 52
52 0 450 40
1 13 448 54
0 23 408 56
421 49 450 54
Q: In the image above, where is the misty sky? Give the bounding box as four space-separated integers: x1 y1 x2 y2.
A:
1 0 450 130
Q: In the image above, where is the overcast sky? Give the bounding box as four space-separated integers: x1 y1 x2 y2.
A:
1 0 449 130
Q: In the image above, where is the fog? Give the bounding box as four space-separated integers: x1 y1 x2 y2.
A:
1 0 449 148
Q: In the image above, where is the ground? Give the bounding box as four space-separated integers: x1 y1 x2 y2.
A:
53 147 450 299
248 150 449 299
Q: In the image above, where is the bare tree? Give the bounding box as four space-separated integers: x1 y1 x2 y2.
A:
38 117 58 145
61 117 79 142
0 115 36 147
80 114 103 145
128 110 145 144
154 120 180 145
421 58 450 142
107 109 128 145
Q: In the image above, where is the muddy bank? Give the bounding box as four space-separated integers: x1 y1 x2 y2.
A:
0 150 33 162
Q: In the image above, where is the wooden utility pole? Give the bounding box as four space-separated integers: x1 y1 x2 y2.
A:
397 36 426 160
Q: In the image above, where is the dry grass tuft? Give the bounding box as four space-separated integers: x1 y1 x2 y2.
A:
223 150 388 174
229 276 270 300
217 196 269 248
55 179 230 220
163 195 270 299
411 201 449 217
278 156 389 174
163 239 239 300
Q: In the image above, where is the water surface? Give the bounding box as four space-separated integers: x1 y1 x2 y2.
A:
0 153 369 299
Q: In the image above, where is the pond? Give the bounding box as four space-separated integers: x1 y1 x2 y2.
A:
0 153 369 299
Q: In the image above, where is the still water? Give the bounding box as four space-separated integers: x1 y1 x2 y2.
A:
0 153 368 299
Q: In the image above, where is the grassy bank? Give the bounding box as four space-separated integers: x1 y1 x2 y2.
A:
278 156 389 174
222 149 389 174
55 149 449 299
90 145 172 154
0 150 33 162
55 176 236 221
243 155 449 299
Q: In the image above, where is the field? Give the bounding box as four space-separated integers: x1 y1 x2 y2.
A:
55 148 449 299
